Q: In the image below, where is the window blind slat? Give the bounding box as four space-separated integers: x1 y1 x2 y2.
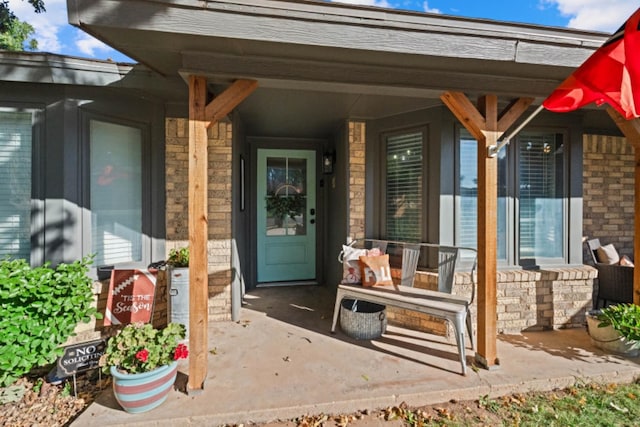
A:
0 112 32 260
386 132 422 241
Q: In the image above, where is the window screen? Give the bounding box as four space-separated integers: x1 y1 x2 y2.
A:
0 111 32 260
518 133 564 259
90 120 143 265
457 129 507 260
386 132 422 241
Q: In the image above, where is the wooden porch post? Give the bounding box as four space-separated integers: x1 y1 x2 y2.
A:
440 92 532 369
187 77 258 392
188 75 209 392
606 107 640 305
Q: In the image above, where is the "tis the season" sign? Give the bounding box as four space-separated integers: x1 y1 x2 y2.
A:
104 269 157 325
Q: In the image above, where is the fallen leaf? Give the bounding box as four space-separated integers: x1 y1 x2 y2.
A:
610 402 629 413
283 356 291 362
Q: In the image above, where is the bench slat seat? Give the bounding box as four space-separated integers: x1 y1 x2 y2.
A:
332 283 470 375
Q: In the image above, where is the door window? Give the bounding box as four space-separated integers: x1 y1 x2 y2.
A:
265 156 307 236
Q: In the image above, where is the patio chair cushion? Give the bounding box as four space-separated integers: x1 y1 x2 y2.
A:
596 243 620 264
359 254 393 287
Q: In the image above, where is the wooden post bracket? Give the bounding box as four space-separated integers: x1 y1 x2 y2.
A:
440 91 534 369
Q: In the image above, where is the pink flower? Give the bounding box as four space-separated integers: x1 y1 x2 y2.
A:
174 343 189 360
135 349 149 362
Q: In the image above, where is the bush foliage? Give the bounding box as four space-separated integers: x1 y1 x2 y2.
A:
0 256 100 387
597 303 640 345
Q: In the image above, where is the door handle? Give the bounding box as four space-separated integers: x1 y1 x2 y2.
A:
310 208 315 215
310 219 315 224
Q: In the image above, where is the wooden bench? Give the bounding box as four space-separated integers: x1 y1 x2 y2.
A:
332 240 476 375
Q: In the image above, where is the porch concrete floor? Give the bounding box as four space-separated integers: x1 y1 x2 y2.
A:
73 285 640 426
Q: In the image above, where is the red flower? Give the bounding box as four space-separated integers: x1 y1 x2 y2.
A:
135 349 149 362
174 343 189 360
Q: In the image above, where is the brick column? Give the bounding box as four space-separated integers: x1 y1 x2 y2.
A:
348 121 366 240
166 117 233 322
583 134 635 258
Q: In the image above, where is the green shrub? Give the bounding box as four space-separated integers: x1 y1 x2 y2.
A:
0 256 101 387
597 303 640 344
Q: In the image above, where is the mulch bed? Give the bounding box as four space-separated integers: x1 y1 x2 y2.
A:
0 370 107 427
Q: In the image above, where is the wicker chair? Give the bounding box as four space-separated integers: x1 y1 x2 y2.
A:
586 238 634 308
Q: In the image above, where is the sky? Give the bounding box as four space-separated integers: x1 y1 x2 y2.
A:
7 0 640 63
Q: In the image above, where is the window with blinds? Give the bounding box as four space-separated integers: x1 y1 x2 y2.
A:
0 111 32 260
90 120 143 265
385 132 423 241
457 129 507 259
518 133 564 259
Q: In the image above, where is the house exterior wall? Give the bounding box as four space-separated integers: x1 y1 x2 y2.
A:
165 117 233 321
582 134 635 260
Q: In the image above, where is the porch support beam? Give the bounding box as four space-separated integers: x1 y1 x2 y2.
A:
440 91 533 369
187 77 257 392
606 107 640 306
204 79 258 127
188 75 209 393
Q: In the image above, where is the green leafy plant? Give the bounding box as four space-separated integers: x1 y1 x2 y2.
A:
167 247 189 268
0 256 101 387
101 322 188 375
266 193 305 221
597 303 640 345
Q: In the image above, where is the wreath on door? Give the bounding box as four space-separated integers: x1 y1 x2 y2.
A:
266 184 306 222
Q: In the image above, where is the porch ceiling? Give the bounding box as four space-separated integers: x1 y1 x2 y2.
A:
67 0 611 137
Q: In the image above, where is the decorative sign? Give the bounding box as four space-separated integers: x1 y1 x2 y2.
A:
104 269 157 325
56 339 106 377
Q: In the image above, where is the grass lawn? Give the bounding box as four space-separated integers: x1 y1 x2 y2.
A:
377 379 640 426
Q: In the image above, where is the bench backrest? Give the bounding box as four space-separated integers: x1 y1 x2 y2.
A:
345 239 473 302
437 246 458 294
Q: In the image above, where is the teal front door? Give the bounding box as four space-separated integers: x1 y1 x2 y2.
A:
257 149 316 283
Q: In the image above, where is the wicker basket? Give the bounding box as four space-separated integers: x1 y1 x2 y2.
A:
340 299 387 340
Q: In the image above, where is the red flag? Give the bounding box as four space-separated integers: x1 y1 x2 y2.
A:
542 8 640 119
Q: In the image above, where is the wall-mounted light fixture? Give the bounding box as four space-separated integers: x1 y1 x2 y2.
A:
322 151 335 174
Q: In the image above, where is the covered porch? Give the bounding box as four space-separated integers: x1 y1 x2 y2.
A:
65 0 640 396
73 286 640 426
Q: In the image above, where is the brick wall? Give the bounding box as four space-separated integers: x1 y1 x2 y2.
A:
583 134 635 260
387 266 596 339
348 121 366 240
165 117 233 322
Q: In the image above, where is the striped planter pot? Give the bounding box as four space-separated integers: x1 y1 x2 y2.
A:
111 361 178 413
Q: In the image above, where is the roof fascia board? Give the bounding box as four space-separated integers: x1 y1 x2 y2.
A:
162 0 607 45
0 52 170 94
179 51 560 98
68 0 606 67
0 52 133 85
